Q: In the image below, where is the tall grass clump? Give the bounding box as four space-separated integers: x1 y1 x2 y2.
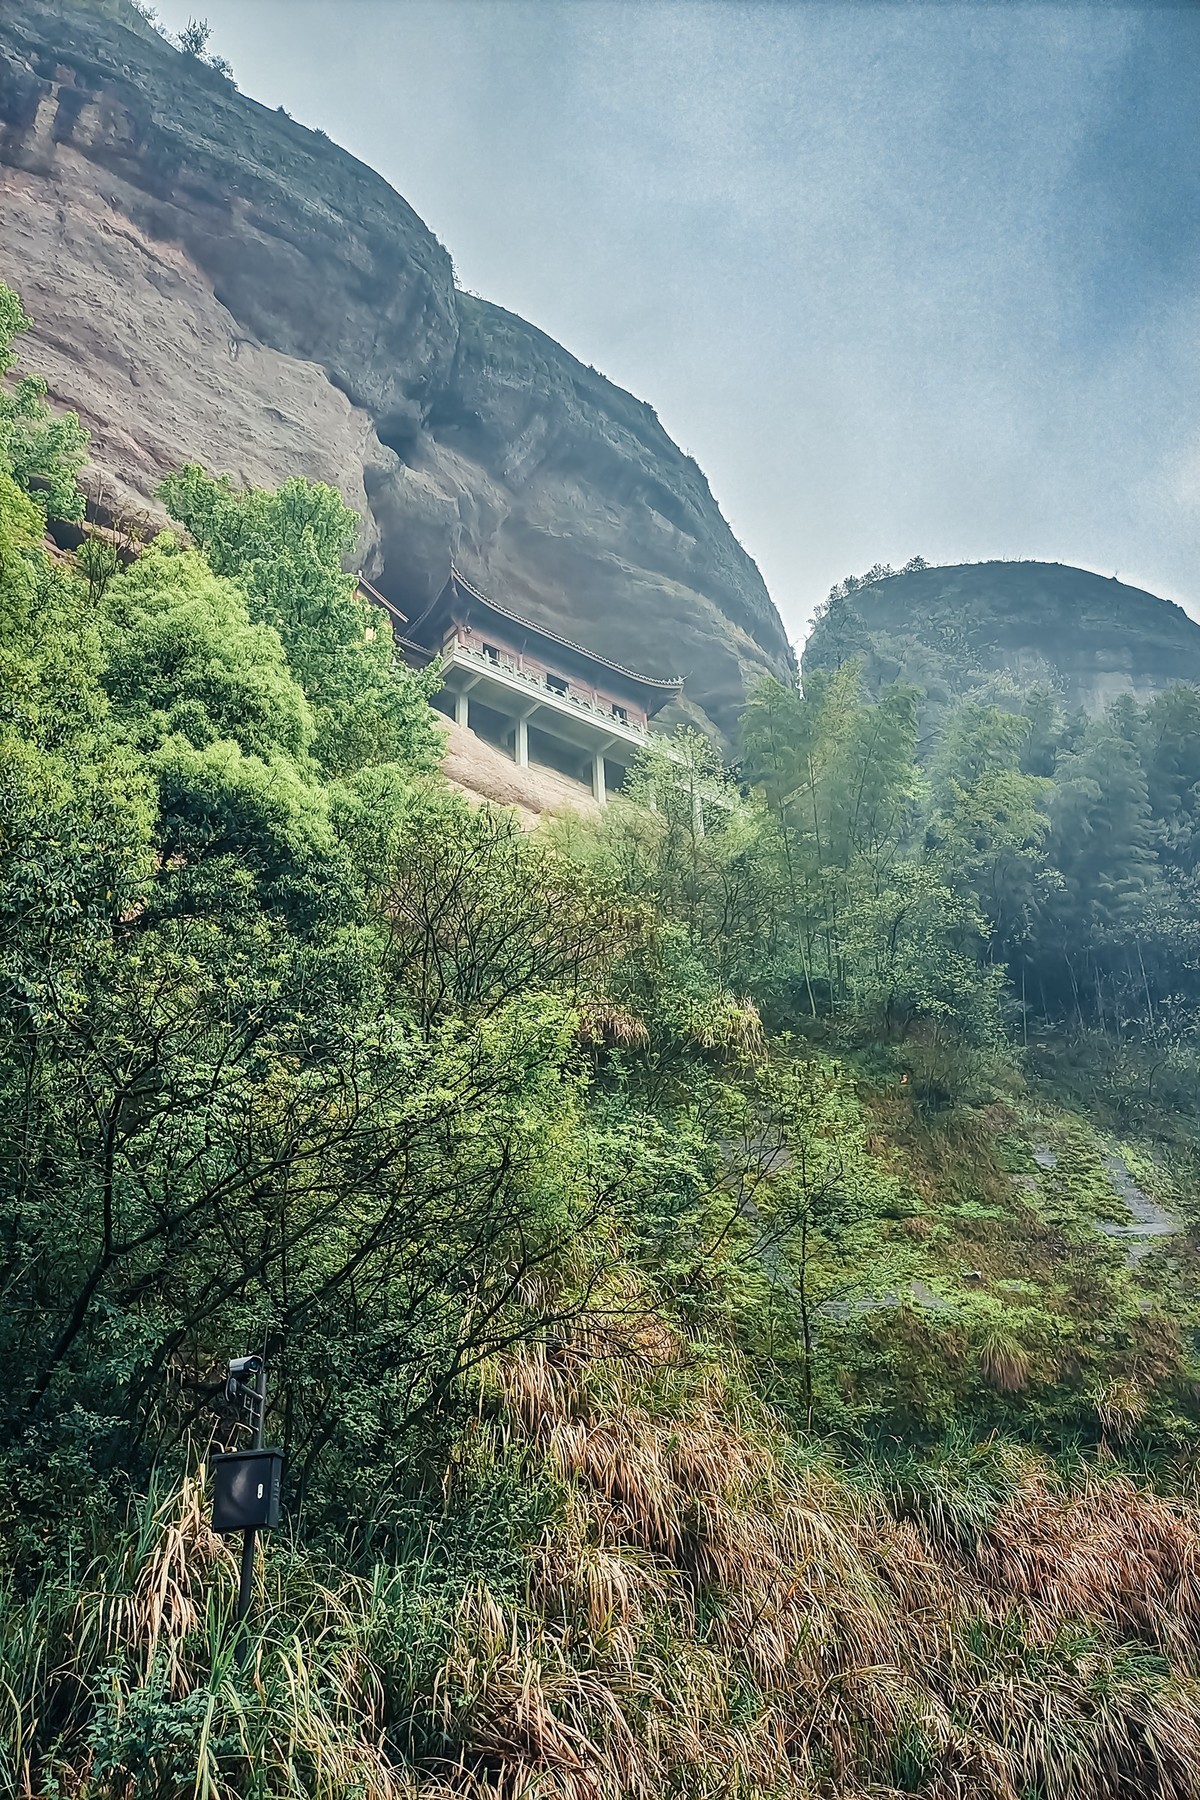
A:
12 1315 1200 1799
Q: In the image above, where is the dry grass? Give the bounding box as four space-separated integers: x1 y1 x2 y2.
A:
692 993 767 1059
575 1002 651 1052
1094 1374 1151 1444
11 1326 1200 1798
469 1324 1200 1799
980 1331 1031 1394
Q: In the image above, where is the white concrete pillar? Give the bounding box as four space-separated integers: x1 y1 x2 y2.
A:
454 689 470 730
592 750 607 806
692 785 705 838
515 714 529 767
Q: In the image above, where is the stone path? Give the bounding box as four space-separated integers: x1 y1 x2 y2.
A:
822 1278 952 1322
1095 1152 1180 1264
1029 1142 1181 1266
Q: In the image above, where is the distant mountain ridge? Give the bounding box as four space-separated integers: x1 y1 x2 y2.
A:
0 0 795 739
801 560 1200 714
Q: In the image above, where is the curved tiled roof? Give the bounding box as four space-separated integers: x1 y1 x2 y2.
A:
410 568 685 700
355 572 408 625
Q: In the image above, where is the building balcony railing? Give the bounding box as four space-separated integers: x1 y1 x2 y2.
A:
448 640 651 742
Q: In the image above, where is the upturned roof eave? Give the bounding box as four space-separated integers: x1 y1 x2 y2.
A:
408 568 685 708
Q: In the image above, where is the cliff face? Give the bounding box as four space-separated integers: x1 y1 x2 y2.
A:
802 561 1200 715
0 0 794 738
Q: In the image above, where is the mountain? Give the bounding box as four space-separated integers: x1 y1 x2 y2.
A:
802 559 1200 714
0 0 795 739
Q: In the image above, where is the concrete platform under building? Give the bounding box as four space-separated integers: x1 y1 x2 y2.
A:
440 719 604 824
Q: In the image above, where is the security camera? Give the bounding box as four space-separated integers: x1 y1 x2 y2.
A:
225 1355 265 1404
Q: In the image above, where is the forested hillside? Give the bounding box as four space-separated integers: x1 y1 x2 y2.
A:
7 277 1200 1798
803 558 1200 721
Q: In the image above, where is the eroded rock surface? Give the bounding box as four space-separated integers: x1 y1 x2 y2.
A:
0 0 794 737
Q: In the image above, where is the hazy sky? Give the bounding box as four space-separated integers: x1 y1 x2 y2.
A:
152 0 1200 648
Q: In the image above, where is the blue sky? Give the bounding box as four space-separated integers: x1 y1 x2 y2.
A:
152 0 1200 647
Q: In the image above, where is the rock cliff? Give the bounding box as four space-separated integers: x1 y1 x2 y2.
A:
802 560 1200 715
0 0 794 738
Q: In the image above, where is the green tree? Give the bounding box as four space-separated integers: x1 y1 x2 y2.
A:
1142 685 1200 877
0 282 87 522
740 668 932 1028
101 537 315 763
928 700 1053 961
158 466 442 777
1043 721 1159 983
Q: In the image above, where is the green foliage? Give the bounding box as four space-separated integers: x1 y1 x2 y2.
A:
1049 718 1159 937
372 790 629 1030
158 465 443 777
825 554 929 603
177 15 211 55
733 666 1005 1040
5 277 1200 1799
101 539 315 763
0 280 87 522
175 15 234 77
927 700 1054 960
733 664 1200 1064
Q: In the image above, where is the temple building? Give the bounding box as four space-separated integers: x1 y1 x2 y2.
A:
396 567 684 804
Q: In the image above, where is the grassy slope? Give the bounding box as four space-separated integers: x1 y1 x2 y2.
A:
815 1048 1200 1455
17 1276 1200 1799
10 1040 1200 1798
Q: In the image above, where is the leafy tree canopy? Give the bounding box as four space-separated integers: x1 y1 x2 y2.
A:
0 280 87 522
158 465 443 777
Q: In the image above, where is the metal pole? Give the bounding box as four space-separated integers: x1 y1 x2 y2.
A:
235 1360 267 1659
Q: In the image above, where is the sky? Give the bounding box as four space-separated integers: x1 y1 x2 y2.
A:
151 0 1200 650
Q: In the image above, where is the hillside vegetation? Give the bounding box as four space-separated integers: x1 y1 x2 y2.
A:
803 559 1200 721
6 279 1200 1798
